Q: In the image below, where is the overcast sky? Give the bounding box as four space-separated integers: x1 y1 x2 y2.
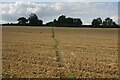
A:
0 0 119 25
2 0 120 2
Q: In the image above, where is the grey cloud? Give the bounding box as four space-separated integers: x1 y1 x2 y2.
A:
0 2 118 24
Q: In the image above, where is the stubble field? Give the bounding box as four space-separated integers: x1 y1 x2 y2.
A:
2 26 119 78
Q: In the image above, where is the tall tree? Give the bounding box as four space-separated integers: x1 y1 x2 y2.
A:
97 18 102 25
73 18 82 25
66 17 74 24
37 20 43 26
92 18 102 27
103 17 114 26
58 15 66 23
28 13 43 26
53 19 58 26
28 13 38 25
17 17 28 26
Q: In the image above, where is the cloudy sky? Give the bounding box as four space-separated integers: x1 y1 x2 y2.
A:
0 0 119 25
2 0 120 2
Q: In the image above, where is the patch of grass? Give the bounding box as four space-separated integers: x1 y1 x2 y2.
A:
67 72 76 79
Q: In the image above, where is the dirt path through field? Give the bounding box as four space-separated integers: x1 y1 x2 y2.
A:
51 28 73 78
52 28 62 67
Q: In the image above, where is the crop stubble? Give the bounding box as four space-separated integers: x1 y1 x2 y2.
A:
2 26 119 78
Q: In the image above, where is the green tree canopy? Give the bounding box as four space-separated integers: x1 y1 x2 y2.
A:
66 17 74 24
27 13 43 26
73 18 82 25
58 15 66 23
103 17 115 26
92 18 102 27
47 15 83 27
17 17 28 26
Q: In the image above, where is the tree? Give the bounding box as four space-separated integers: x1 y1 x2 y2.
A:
66 17 74 24
92 19 98 27
73 18 82 26
53 19 57 23
103 17 114 26
58 15 66 23
37 20 43 26
17 17 28 26
53 19 58 26
97 18 102 25
113 22 117 26
46 15 83 27
103 21 107 26
28 13 38 25
46 22 53 26
28 13 43 26
92 18 102 27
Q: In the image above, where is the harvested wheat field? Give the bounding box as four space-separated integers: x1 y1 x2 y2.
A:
2 26 119 78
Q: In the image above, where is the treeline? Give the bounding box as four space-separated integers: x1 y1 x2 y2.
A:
2 13 43 26
2 13 119 28
17 13 43 26
46 15 82 27
92 17 118 28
